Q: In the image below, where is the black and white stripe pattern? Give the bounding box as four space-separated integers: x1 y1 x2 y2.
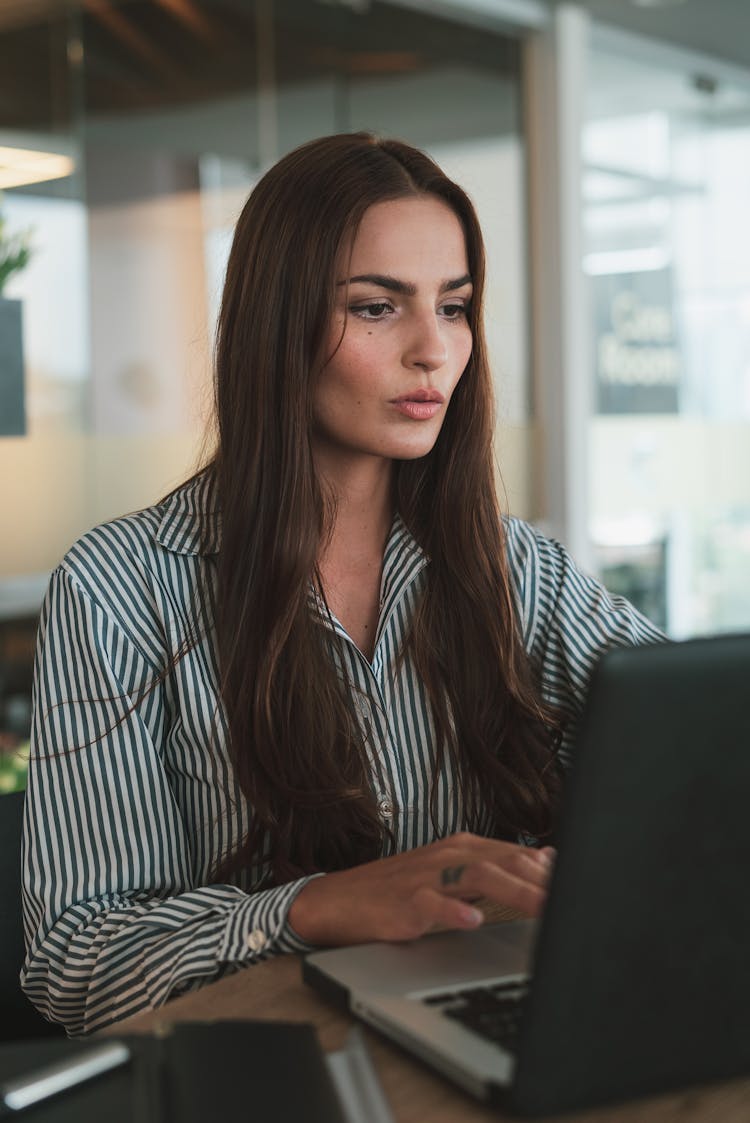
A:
21 473 663 1034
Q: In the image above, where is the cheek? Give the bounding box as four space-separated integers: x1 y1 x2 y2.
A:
325 338 377 395
451 329 473 384
315 346 371 421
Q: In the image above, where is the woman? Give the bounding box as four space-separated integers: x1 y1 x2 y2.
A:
22 133 662 1035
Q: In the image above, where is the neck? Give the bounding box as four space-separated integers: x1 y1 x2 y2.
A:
315 451 395 565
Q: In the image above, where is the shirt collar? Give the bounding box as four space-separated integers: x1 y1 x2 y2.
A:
380 512 428 607
154 475 429 580
155 472 221 556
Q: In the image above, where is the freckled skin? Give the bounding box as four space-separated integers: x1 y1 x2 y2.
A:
312 196 473 473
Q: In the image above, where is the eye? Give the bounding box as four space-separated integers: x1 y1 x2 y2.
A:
349 301 394 321
440 302 469 321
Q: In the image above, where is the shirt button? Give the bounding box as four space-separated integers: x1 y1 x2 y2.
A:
378 798 393 819
247 929 267 952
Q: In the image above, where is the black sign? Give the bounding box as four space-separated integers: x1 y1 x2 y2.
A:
594 268 680 414
0 297 26 436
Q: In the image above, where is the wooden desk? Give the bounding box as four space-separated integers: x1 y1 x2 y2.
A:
114 943 750 1123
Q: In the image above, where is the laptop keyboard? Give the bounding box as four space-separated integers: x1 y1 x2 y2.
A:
423 979 528 1053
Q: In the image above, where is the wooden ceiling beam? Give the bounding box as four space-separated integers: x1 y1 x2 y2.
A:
153 0 218 44
82 0 183 82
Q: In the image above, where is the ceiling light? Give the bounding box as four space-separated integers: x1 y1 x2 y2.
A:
317 0 370 12
629 0 688 8
0 145 75 190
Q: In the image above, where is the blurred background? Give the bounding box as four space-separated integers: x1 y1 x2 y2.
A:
1 0 749 788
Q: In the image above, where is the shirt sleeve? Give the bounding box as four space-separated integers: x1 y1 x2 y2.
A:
21 564 317 1037
504 518 666 760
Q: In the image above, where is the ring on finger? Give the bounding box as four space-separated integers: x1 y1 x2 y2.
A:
440 865 466 887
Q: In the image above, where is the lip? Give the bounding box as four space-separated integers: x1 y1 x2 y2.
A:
391 389 445 405
390 400 443 420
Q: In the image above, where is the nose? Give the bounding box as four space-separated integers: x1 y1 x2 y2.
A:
402 310 447 372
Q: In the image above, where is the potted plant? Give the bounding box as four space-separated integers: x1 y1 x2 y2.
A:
0 199 33 437
0 207 33 293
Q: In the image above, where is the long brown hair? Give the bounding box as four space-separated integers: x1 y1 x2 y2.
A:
209 132 560 884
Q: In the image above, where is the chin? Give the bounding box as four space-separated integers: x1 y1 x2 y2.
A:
380 436 439 461
395 447 437 462
385 428 444 462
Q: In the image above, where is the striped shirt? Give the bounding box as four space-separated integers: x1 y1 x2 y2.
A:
21 472 663 1035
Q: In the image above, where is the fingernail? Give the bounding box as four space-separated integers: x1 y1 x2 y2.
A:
460 904 483 927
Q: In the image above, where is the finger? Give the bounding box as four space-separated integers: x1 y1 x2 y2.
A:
431 853 547 916
406 886 485 939
432 857 547 917
432 835 553 884
467 860 547 918
434 847 551 899
514 848 555 886
439 863 468 889
487 842 555 882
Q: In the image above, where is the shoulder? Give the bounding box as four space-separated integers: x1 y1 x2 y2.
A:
503 514 562 578
66 472 215 570
502 516 570 643
55 473 218 627
502 514 664 658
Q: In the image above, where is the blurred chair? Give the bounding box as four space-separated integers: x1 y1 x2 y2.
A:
0 789 62 1039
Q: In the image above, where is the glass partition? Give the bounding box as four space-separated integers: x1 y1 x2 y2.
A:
584 30 750 636
0 5 86 777
0 7 87 591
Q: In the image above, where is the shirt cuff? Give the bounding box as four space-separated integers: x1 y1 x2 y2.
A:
217 874 325 963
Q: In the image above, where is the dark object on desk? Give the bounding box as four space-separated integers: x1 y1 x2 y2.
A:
305 632 750 1116
0 1041 131 1117
0 791 63 1042
0 1039 136 1122
163 1021 347 1122
0 1022 347 1122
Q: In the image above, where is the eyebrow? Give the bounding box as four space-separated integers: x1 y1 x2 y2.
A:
339 272 472 295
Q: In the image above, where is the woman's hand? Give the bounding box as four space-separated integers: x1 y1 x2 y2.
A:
288 832 555 946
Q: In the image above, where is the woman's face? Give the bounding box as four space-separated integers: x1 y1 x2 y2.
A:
313 195 473 473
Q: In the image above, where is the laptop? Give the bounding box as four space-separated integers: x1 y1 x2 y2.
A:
303 633 750 1116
